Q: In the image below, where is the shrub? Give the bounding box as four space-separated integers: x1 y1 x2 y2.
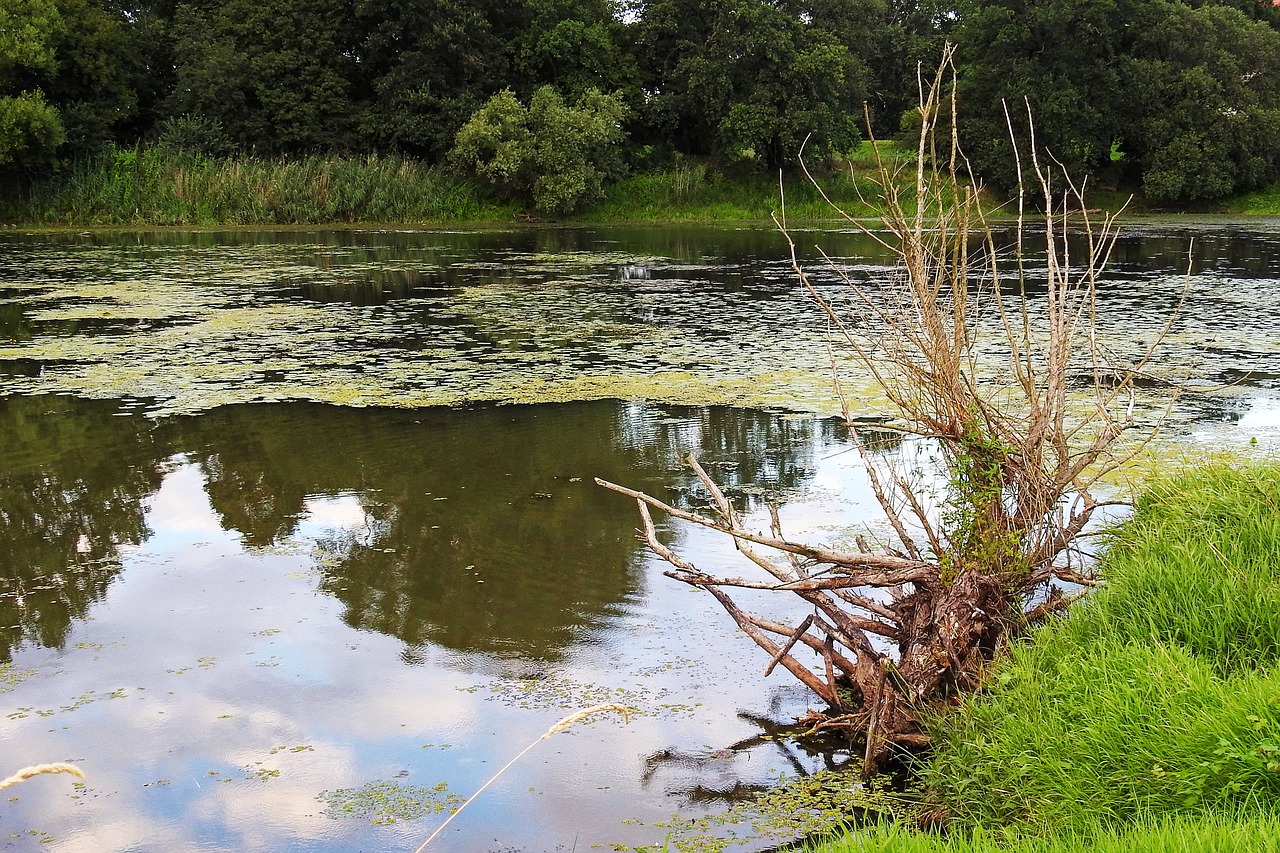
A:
450 85 627 215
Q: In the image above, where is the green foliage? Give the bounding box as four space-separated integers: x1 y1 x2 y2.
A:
164 0 358 154
0 91 65 167
3 0 1280 208
153 113 234 156
1125 4 1280 204
953 0 1134 191
0 0 66 167
352 0 511 161
633 0 875 170
508 0 639 100
450 86 627 214
0 0 61 75
955 0 1280 203
41 0 139 154
582 160 892 221
938 422 1028 579
913 463 1280 833
813 813 1280 852
1223 184 1280 216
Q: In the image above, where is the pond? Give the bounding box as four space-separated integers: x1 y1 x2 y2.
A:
0 221 1278 852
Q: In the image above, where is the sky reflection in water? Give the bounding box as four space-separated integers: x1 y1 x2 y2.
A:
0 396 885 852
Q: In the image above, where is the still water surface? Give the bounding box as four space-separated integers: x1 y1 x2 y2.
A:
1 222 1279 851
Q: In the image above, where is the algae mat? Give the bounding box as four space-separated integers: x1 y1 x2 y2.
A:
0 223 1277 446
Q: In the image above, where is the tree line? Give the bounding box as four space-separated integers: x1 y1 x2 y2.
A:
3 0 1279 209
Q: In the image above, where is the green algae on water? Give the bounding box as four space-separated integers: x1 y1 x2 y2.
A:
320 779 462 825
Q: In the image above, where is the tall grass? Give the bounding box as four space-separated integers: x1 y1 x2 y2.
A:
3 145 514 226
582 143 915 222
1219 186 1280 216
2 141 923 226
582 164 885 221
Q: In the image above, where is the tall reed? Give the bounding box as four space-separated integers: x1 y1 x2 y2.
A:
0 763 85 791
4 146 513 226
410 703 629 852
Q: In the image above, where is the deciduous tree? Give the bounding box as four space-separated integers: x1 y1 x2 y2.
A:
1124 2 1280 203
165 0 358 153
450 85 628 213
0 0 66 167
633 0 876 170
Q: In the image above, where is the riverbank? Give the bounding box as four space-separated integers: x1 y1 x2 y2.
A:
0 145 899 227
814 461 1280 852
15 144 1280 228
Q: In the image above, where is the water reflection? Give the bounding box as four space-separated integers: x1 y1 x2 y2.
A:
0 396 166 660
0 397 859 667
0 392 888 852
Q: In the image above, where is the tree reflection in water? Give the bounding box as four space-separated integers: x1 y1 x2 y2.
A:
0 396 169 660
0 396 882 669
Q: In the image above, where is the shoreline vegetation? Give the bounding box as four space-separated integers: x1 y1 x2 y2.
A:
812 462 1280 853
5 142 1280 229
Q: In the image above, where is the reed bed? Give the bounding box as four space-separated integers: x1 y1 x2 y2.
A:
4 146 512 226
2 142 918 226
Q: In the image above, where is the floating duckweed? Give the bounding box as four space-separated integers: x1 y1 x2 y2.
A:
469 673 696 719
615 769 913 852
320 780 462 824
1 229 1269 441
0 664 35 693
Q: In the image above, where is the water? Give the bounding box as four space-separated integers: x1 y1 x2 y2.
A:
0 395 877 852
2 222 1275 427
0 221 1278 851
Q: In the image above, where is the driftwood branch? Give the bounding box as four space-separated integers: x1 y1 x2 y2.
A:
597 477 933 584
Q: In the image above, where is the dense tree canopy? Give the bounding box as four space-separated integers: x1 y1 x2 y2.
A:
0 0 67 167
451 85 627 212
633 0 878 169
1124 2 1280 203
954 0 1280 201
5 0 1280 204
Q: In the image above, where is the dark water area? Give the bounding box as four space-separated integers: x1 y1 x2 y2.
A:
1 220 1278 851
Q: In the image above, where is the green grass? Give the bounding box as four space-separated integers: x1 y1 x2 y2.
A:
578 142 915 222
1219 185 1280 216
1 141 920 227
7 140 1279 225
811 461 1280 852
2 145 516 226
816 813 1280 852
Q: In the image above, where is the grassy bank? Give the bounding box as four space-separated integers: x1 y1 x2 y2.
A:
1221 186 1280 216
820 814 1280 852
582 149 899 221
0 143 909 227
813 462 1280 852
7 143 1279 227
